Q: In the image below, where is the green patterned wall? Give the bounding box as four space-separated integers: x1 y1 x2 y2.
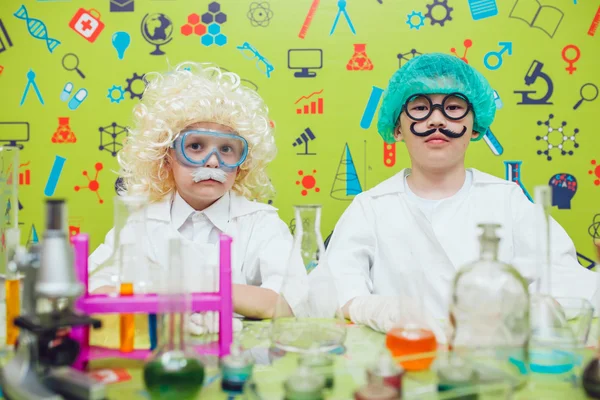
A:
0 0 599 268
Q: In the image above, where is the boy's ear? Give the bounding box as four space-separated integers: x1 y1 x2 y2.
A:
393 124 404 142
471 130 481 140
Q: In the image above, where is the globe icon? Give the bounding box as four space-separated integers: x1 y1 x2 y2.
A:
141 13 174 55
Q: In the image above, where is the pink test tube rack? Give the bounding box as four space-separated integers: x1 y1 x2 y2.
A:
69 233 233 371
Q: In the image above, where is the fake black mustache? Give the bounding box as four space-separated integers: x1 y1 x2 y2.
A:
410 123 467 139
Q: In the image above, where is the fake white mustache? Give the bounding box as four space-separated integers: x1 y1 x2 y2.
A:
191 167 228 183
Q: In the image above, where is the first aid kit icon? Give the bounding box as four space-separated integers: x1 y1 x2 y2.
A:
69 8 105 43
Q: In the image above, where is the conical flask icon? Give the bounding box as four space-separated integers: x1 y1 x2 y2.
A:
347 44 373 71
330 143 362 200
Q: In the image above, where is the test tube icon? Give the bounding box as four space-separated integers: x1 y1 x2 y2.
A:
483 128 504 156
44 155 66 196
360 86 384 130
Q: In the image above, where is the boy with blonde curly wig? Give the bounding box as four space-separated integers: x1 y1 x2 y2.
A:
88 62 306 327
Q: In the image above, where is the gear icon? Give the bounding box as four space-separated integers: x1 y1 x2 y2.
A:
406 11 425 30
107 85 125 103
425 0 453 27
125 72 146 100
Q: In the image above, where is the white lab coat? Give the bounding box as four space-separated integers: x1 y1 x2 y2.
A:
322 168 598 323
88 191 308 313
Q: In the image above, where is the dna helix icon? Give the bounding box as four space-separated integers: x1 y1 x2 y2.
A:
13 5 61 53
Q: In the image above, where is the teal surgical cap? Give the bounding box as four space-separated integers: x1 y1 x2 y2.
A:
376 53 496 143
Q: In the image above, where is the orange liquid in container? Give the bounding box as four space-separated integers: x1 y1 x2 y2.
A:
386 327 437 371
5 279 20 345
119 282 135 353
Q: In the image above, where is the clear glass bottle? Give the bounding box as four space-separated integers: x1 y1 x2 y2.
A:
143 235 205 400
271 205 346 355
450 224 529 361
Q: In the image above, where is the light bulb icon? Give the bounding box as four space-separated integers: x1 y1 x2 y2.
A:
112 31 131 60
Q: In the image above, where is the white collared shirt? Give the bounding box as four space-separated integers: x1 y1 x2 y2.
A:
171 191 229 244
87 191 307 311
321 168 598 322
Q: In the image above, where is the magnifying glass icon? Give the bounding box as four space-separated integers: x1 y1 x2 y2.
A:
62 53 86 79
573 83 598 110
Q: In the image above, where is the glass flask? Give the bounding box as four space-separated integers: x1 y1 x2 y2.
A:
271 205 346 354
582 240 600 399
89 194 160 294
385 268 437 372
529 186 578 375
0 146 20 351
143 235 205 400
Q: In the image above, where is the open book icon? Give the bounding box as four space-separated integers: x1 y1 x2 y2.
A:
509 0 564 38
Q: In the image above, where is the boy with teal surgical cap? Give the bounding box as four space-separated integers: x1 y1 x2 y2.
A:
318 53 597 341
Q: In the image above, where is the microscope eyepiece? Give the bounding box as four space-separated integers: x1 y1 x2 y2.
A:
45 199 67 231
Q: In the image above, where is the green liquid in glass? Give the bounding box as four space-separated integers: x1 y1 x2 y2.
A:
143 356 205 400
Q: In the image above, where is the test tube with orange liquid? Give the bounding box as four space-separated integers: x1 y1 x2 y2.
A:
385 269 437 371
119 282 135 352
5 275 20 346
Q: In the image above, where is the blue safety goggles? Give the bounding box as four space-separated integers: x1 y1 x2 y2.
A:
171 130 249 172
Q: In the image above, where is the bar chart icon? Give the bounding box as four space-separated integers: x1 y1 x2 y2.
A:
19 169 31 185
295 89 324 114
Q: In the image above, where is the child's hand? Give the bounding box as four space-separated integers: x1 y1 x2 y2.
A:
187 312 243 335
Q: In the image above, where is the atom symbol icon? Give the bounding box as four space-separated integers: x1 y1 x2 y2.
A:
589 214 600 240
247 1 274 27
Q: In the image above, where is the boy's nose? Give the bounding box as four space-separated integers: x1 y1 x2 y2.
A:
426 108 447 129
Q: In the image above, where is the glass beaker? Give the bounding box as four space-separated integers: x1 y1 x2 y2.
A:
271 205 346 355
143 235 205 400
0 146 20 351
385 268 437 371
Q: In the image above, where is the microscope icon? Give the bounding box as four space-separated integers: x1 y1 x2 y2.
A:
514 60 553 105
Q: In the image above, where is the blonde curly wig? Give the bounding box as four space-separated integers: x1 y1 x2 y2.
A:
118 61 276 202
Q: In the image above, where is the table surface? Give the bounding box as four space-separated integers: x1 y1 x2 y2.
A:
89 315 598 399
2 314 599 399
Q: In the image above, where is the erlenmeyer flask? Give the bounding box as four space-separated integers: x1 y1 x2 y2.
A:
530 186 575 348
386 268 437 371
528 185 579 378
89 194 161 294
271 205 346 354
143 235 205 400
582 240 600 398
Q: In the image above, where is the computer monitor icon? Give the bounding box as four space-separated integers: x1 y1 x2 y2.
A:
288 49 323 78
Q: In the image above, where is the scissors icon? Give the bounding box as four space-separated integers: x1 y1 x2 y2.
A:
561 44 580 75
573 83 598 110
330 0 356 35
62 53 86 79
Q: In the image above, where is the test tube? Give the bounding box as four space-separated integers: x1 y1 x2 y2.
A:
5 271 20 346
119 244 135 353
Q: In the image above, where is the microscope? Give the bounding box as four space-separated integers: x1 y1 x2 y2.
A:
0 199 106 400
514 60 554 105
